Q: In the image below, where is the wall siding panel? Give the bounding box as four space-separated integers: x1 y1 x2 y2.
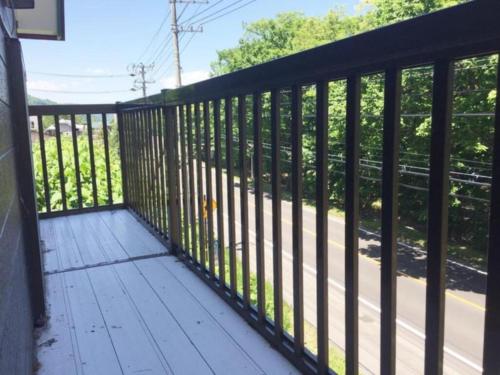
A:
0 4 38 375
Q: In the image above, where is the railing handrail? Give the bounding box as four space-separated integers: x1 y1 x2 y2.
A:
29 104 117 115
161 1 500 105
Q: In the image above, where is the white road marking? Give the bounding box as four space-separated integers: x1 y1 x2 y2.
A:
228 216 483 373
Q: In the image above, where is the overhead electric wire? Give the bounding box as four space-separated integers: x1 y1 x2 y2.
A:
188 0 256 26
177 3 190 21
201 0 257 25
28 71 132 78
146 34 173 67
180 0 224 25
29 88 132 94
185 0 247 25
135 10 171 64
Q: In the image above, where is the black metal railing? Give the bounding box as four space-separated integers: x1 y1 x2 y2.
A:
29 104 124 218
117 3 500 375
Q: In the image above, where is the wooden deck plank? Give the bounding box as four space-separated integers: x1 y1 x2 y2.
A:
80 212 131 261
98 210 166 257
160 256 300 375
86 265 172 375
135 258 263 375
112 261 213 374
36 273 80 375
39 219 60 274
37 210 298 375
66 215 109 267
52 217 84 272
63 269 123 375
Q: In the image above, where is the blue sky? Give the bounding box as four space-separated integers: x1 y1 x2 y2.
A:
22 0 360 104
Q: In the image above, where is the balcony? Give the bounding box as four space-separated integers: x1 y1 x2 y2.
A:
36 209 296 375
2 2 500 375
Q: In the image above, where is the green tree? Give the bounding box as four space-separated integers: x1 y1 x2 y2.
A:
209 0 497 266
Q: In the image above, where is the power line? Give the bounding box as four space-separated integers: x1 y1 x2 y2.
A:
201 0 257 25
28 71 132 78
180 0 224 24
185 0 246 24
191 0 256 26
29 88 132 94
135 11 171 64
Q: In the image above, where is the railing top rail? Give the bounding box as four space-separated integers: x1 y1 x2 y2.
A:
162 1 500 105
29 104 117 115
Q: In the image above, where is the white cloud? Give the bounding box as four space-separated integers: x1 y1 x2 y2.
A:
159 70 210 89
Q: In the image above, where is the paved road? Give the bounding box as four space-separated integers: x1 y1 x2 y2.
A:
191 166 486 374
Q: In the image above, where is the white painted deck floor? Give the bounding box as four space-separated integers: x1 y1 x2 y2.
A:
36 209 298 375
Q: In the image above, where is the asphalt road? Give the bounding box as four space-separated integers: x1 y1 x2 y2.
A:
192 165 486 374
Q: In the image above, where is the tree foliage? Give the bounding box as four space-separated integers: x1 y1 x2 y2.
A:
210 0 496 262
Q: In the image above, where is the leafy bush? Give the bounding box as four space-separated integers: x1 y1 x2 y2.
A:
32 127 123 212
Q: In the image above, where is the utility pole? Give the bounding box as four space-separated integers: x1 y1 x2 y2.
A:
169 0 206 88
129 63 155 102
170 0 182 88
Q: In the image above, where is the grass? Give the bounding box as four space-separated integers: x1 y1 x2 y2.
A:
246 175 487 270
209 246 348 374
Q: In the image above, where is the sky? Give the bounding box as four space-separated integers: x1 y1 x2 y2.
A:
22 0 361 104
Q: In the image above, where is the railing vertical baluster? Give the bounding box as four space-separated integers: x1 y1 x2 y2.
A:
139 110 147 219
87 113 98 207
134 111 143 216
271 88 283 339
187 104 198 262
151 108 159 229
161 108 170 233
483 55 500 375
157 107 168 236
291 84 304 355
253 92 266 322
214 99 226 284
102 113 113 205
380 68 402 375
204 101 215 274
117 110 129 206
195 103 207 269
316 80 329 374
179 105 190 255
226 97 237 295
70 114 83 209
123 113 132 208
153 108 163 232
143 110 152 223
424 59 454 375
147 109 156 225
173 107 183 251
238 95 250 307
345 75 360 375
54 115 67 211
165 106 181 254
37 115 51 212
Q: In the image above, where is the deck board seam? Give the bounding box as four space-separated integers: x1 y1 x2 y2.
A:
87 211 215 374
133 259 218 375
51 219 84 375
44 252 169 275
64 216 130 375
82 268 126 375
105 264 176 374
67 211 174 374
156 258 267 374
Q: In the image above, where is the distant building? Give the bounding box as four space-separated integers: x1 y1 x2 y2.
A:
44 119 85 137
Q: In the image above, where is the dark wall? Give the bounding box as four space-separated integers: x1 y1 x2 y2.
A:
0 4 40 374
